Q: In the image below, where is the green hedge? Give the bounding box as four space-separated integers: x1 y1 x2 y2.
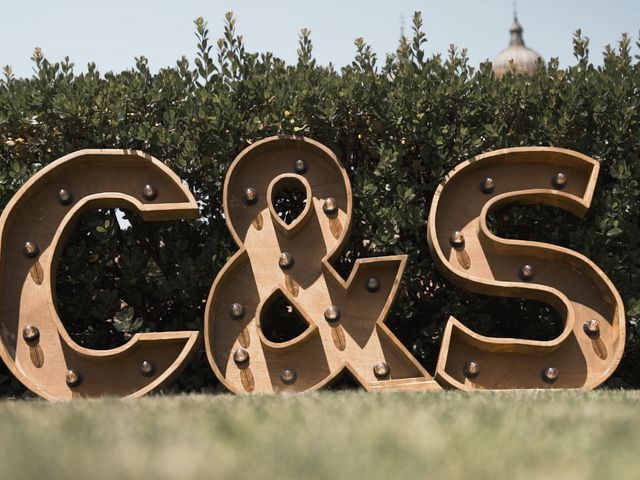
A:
1 13 639 396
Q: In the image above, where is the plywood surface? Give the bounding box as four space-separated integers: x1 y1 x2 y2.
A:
205 136 440 393
0 150 200 399
427 147 625 390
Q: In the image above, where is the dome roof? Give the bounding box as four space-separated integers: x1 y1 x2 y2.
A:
492 16 542 77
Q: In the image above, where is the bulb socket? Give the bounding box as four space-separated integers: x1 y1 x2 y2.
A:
22 325 40 345
324 306 340 323
463 360 480 379
65 370 82 388
244 187 257 205
480 177 496 194
23 241 39 258
140 360 155 377
552 172 568 189
373 361 390 379
278 252 293 270
281 368 297 385
230 303 244 320
58 188 73 205
449 231 465 250
519 264 535 281
294 159 307 174
233 348 250 367
583 318 600 337
323 197 338 215
366 277 380 293
542 367 558 384
142 184 157 200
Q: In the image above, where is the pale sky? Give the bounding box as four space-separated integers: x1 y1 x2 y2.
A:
0 0 638 77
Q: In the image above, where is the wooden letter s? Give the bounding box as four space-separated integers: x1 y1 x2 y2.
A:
428 147 625 390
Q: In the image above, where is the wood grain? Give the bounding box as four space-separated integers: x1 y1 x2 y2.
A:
0 149 200 400
427 147 625 390
205 136 440 393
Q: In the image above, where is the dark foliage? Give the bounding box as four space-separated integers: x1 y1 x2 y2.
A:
1 12 639 396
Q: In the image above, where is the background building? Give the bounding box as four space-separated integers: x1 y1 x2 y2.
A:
492 13 542 77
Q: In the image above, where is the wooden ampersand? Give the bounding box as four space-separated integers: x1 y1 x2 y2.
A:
0 150 200 399
205 136 439 393
428 147 625 390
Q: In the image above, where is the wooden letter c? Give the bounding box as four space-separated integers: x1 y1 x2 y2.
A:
0 149 200 399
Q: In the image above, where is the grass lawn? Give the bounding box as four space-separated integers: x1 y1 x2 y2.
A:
1 390 639 479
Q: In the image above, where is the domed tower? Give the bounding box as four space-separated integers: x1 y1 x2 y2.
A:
492 12 542 78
